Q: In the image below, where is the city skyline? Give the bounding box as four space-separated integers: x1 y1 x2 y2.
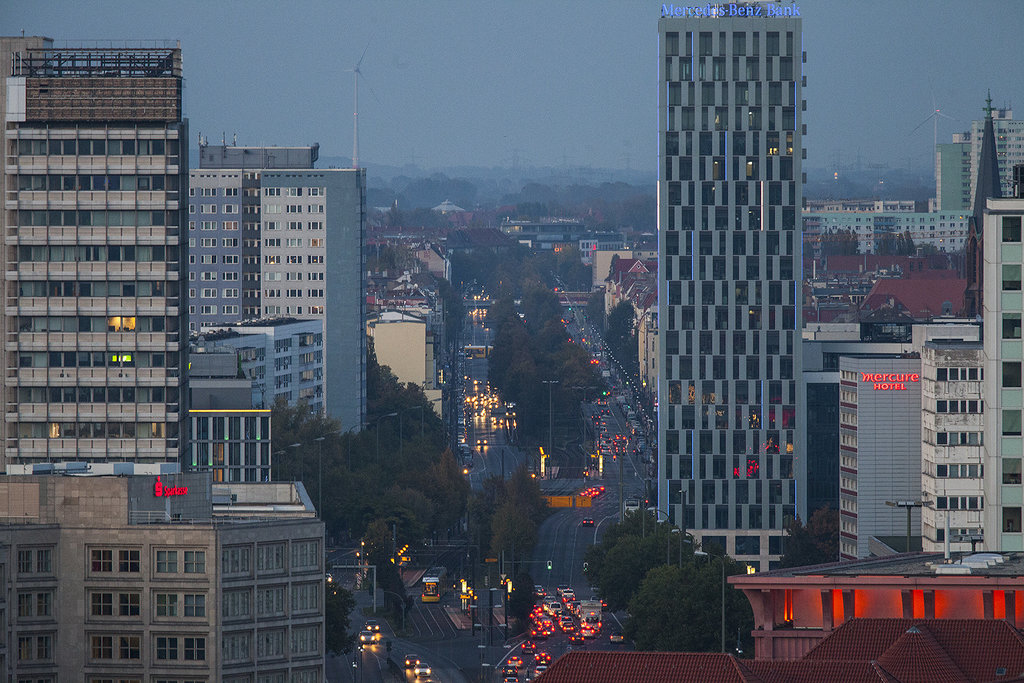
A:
4 0 1022 175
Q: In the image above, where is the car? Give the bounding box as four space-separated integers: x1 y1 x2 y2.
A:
581 517 594 526
535 651 552 664
358 630 379 644
533 664 549 678
520 640 537 653
413 661 432 677
534 585 547 599
404 654 421 669
507 655 524 669
609 631 625 643
364 619 380 632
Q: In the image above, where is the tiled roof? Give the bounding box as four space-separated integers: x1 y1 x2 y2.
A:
859 276 966 319
875 626 967 683
806 618 1024 682
535 651 762 683
540 619 1024 683
744 660 896 683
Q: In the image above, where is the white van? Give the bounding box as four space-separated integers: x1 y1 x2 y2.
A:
624 499 641 513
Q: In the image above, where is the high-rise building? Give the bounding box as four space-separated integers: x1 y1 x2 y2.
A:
2 40 188 472
983 168 1024 551
658 4 803 569
189 145 366 431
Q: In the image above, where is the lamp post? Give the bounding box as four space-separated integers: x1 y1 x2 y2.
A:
542 380 558 468
885 500 923 553
285 442 301 481
375 412 398 465
400 406 425 459
696 550 727 653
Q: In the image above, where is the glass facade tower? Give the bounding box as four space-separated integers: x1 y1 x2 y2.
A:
658 6 803 569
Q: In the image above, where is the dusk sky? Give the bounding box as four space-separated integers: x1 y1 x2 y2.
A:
4 0 1022 175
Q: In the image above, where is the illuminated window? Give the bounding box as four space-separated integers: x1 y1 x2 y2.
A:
107 316 136 332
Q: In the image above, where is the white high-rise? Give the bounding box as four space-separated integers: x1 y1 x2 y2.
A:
658 4 803 569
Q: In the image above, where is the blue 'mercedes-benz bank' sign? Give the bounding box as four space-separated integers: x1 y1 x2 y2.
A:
661 3 801 17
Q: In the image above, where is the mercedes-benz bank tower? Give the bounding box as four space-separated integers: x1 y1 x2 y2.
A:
658 2 803 571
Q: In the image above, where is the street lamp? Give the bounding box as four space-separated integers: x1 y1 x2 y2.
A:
542 380 559 468
313 430 342 518
695 550 726 653
375 412 399 465
886 499 924 553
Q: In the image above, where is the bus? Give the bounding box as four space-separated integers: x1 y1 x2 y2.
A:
421 566 448 603
463 345 490 359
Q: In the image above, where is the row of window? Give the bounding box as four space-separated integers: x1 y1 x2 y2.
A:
18 315 171 333
934 496 983 510
264 220 324 230
17 210 174 227
197 288 239 298
192 416 269 441
262 187 325 197
262 238 325 248
935 400 982 414
935 431 983 446
18 244 172 262
222 583 321 619
262 289 325 299
18 279 170 298
221 540 320 576
262 204 324 214
263 272 325 282
17 173 179 192
16 138 177 156
222 625 319 661
936 367 982 382
191 220 239 230
665 30 797 59
191 304 239 316
263 254 324 265
935 463 982 478
18 421 176 439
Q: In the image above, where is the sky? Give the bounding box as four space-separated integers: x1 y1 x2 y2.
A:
4 0 1023 176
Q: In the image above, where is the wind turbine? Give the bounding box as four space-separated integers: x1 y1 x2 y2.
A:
911 101 956 154
348 43 370 169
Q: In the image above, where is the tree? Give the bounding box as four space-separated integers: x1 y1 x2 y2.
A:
606 300 638 374
325 583 357 654
586 291 605 329
626 559 753 654
780 507 840 568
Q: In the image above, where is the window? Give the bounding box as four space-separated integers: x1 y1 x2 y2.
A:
37 548 52 573
1004 264 1022 290
91 592 113 616
185 550 206 574
1004 362 1022 388
1004 410 1022 436
92 635 113 659
156 593 178 617
1005 216 1023 242
119 549 140 572
156 550 178 573
257 543 286 573
1005 314 1022 340
120 635 141 660
156 636 178 660
92 549 113 572
224 589 252 618
222 546 252 575
120 592 140 617
184 593 206 617
184 636 206 661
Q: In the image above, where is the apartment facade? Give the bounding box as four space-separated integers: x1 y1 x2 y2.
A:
199 318 324 413
2 41 188 471
983 193 1024 551
189 146 365 431
0 473 324 682
919 339 985 552
657 4 803 568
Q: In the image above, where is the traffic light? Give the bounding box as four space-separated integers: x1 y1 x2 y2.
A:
546 560 552 570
